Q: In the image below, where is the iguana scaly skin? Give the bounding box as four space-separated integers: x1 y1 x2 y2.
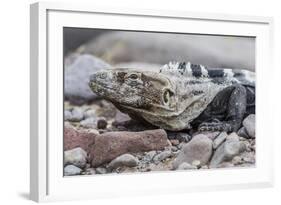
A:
89 62 255 132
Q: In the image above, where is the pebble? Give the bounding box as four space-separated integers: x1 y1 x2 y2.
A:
97 117 108 129
64 165 82 176
213 132 227 149
191 160 201 168
210 134 246 168
108 154 139 170
242 114 255 138
83 168 96 175
153 150 173 164
69 107 84 122
64 147 87 168
173 134 213 169
95 167 107 174
232 156 243 165
177 162 197 170
237 127 250 139
64 110 72 121
80 117 97 129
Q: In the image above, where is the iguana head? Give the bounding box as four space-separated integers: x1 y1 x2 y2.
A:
89 62 228 131
89 68 177 114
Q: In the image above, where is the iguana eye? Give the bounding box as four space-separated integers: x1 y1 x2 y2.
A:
128 73 138 80
163 89 173 105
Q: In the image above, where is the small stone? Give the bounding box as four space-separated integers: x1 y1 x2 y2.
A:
243 114 255 138
143 151 157 162
108 154 139 170
69 107 84 122
232 156 243 165
237 127 250 139
84 168 96 175
217 162 234 168
153 150 173 164
64 165 82 176
113 110 131 125
64 147 87 168
241 152 255 164
191 160 201 168
97 117 108 129
64 110 72 121
177 162 197 170
171 146 178 152
210 135 246 168
201 165 209 169
226 132 239 141
95 167 107 174
84 109 97 119
213 132 227 149
80 117 97 129
173 134 213 169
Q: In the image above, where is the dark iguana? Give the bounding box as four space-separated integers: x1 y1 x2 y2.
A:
89 62 255 132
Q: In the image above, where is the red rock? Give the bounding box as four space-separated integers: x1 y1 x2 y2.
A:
64 126 97 153
90 129 170 167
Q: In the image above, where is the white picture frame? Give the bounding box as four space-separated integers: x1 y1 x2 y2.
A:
30 2 274 202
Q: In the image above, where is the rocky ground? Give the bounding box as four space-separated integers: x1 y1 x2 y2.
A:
63 33 255 176
63 98 255 176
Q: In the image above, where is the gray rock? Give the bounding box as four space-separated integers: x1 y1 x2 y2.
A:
232 156 243 165
64 110 72 121
243 114 255 138
143 151 157 162
97 117 107 129
84 109 97 119
95 167 107 174
191 160 201 168
64 54 111 105
216 162 235 168
177 162 197 170
213 132 227 149
210 134 246 168
226 132 240 141
237 127 250 139
83 168 96 175
68 107 84 122
153 150 173 164
241 152 255 164
108 154 139 170
197 131 220 140
80 117 97 129
64 147 87 168
173 134 213 169
64 165 82 176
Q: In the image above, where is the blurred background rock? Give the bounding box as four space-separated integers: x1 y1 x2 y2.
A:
64 28 255 70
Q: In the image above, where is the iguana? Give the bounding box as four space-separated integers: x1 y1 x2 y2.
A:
89 62 255 132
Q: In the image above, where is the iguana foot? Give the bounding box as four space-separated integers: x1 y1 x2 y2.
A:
198 121 232 132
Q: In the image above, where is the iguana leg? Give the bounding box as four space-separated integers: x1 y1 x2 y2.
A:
198 84 247 132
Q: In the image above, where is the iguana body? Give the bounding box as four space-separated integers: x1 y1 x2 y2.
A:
89 62 255 132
